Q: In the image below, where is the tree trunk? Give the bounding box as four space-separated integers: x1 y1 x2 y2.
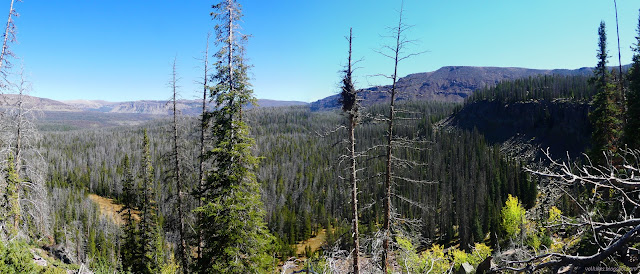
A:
347 28 360 274
0 0 15 72
197 32 210 261
349 116 359 273
171 59 187 273
383 8 403 273
15 88 22 171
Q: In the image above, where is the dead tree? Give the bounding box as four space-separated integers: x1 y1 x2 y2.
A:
494 148 640 272
377 3 427 272
12 72 23 171
0 0 17 85
169 57 187 272
339 28 360 274
4 68 49 239
0 1 50 240
613 0 624 99
196 32 211 261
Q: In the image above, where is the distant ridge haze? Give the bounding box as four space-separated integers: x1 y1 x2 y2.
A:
0 94 308 116
66 99 309 115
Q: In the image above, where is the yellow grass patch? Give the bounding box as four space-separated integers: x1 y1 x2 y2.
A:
295 229 327 256
88 194 140 225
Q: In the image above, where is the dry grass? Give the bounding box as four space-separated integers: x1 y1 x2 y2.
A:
295 229 327 256
88 194 140 225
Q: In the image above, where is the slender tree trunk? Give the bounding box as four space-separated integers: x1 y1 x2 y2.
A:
614 0 624 98
171 58 187 273
228 1 233 93
0 0 15 72
15 88 22 171
11 72 24 235
349 118 359 273
14 90 22 233
383 7 403 273
227 1 239 138
197 32 210 261
346 28 360 274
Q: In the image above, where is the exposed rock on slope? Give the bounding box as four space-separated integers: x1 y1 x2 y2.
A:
311 66 593 110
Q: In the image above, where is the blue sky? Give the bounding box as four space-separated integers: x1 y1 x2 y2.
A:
8 0 640 102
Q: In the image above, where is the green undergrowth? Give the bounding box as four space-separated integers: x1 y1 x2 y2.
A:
0 240 76 274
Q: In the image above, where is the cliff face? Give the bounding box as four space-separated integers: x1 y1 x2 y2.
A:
448 99 591 159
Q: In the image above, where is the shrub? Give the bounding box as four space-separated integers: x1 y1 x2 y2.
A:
501 194 526 239
0 241 40 274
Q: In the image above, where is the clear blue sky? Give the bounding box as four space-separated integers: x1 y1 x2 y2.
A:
9 0 640 102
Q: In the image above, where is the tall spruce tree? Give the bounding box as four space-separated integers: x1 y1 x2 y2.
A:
138 129 160 274
119 154 141 272
194 0 275 272
590 21 622 164
625 10 640 150
3 154 20 238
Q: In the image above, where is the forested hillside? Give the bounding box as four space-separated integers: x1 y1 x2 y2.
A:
449 75 597 159
28 99 538 270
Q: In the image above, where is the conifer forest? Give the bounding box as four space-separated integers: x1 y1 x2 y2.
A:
1 0 640 273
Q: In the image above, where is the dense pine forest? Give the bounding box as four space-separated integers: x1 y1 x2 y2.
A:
37 100 536 263
0 0 640 273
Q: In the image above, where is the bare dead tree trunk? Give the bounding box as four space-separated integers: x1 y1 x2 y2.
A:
13 79 23 233
197 32 210 260
614 0 624 98
170 57 187 273
0 0 15 74
228 2 233 89
228 0 236 119
382 7 404 273
345 28 360 274
15 83 22 170
227 0 239 140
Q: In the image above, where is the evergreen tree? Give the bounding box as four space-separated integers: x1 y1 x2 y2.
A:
3 154 20 237
625 10 640 150
119 154 140 272
589 21 622 164
138 129 160 274
194 1 275 272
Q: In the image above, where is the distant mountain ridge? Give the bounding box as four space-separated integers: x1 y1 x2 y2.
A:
310 65 595 110
0 94 80 112
64 99 308 115
0 94 308 115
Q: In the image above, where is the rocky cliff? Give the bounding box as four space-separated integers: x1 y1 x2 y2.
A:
446 99 591 160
